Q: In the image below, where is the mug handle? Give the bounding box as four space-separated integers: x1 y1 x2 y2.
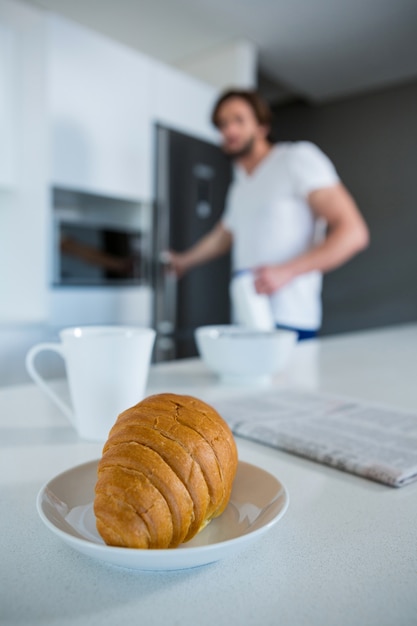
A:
25 343 74 425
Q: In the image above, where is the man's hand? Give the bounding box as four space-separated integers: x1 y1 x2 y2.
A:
254 265 295 294
165 251 190 278
163 222 233 279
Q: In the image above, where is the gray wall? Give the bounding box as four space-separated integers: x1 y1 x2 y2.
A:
271 79 417 336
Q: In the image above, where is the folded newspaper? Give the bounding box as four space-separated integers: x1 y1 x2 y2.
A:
212 388 417 487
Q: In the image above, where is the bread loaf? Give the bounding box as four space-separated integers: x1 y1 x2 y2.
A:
94 393 238 549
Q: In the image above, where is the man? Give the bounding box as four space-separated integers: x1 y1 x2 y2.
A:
168 89 369 339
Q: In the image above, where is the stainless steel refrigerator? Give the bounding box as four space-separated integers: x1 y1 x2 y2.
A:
153 125 232 361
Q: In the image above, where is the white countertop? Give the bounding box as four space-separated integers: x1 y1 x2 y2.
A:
1 323 417 626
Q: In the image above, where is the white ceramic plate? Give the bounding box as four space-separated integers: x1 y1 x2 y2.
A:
37 459 289 571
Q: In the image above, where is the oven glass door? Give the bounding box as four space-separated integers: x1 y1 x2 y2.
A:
57 222 145 286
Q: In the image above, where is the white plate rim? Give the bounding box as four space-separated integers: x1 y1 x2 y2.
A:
36 459 289 570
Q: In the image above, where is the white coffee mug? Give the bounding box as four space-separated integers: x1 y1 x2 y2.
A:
25 325 156 441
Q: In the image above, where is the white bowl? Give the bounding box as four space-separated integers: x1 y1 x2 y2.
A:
195 325 297 385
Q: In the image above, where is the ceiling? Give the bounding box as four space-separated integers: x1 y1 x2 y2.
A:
23 0 417 103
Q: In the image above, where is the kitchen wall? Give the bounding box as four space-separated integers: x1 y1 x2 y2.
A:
272 78 417 335
177 38 257 90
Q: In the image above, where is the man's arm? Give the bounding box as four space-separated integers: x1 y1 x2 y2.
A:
167 222 233 277
254 183 370 294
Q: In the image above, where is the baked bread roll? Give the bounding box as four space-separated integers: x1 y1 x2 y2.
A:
94 392 238 549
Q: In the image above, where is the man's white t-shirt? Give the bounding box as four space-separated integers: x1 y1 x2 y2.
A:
221 141 340 330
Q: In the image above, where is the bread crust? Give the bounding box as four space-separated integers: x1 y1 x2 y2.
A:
94 393 238 549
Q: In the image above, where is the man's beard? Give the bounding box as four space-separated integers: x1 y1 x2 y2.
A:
223 136 255 160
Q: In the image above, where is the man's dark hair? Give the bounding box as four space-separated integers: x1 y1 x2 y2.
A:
211 89 273 129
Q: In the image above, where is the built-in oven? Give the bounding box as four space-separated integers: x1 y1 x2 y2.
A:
52 189 151 287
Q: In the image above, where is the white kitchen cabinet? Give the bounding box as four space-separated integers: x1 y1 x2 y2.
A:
47 15 153 201
49 285 153 328
151 60 220 144
0 21 16 187
0 0 48 324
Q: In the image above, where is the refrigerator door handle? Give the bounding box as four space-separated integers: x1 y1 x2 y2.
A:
158 252 177 331
154 253 178 361
158 250 171 265
157 265 177 335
